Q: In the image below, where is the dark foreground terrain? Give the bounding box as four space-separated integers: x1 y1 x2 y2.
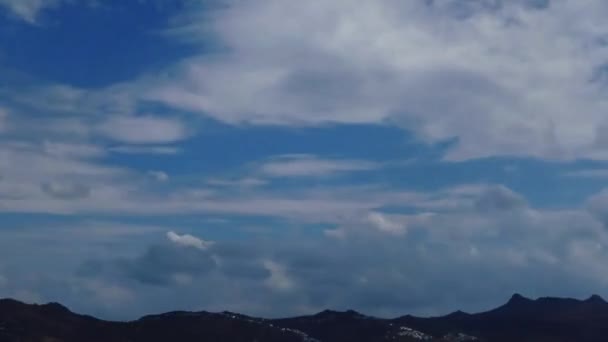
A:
1 294 607 341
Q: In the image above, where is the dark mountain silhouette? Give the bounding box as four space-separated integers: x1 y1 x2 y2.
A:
397 294 608 342
1 294 608 341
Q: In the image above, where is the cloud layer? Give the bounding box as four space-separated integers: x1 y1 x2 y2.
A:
63 185 608 319
148 0 608 160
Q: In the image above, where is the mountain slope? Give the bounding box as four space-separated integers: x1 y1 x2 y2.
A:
0 299 312 342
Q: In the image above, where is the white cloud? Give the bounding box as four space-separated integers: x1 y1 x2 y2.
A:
98 116 188 144
149 0 608 161
326 211 433 238
167 231 214 250
0 0 62 23
3 83 135 120
259 154 379 177
367 212 407 236
263 260 294 291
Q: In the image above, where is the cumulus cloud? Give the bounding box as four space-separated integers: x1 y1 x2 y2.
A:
259 154 380 177
98 116 188 144
167 231 214 250
148 0 608 161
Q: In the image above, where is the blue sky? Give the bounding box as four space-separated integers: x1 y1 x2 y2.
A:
2 0 608 320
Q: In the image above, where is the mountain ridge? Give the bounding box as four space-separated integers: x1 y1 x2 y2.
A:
1 294 607 341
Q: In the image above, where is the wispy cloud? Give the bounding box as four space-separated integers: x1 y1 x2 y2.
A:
98 116 189 144
42 141 106 159
206 177 267 188
147 170 169 182
259 154 380 177
0 0 63 23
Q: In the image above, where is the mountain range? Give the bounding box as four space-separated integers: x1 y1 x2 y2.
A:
1 294 607 342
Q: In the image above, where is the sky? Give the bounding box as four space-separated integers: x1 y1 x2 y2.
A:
2 0 608 320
